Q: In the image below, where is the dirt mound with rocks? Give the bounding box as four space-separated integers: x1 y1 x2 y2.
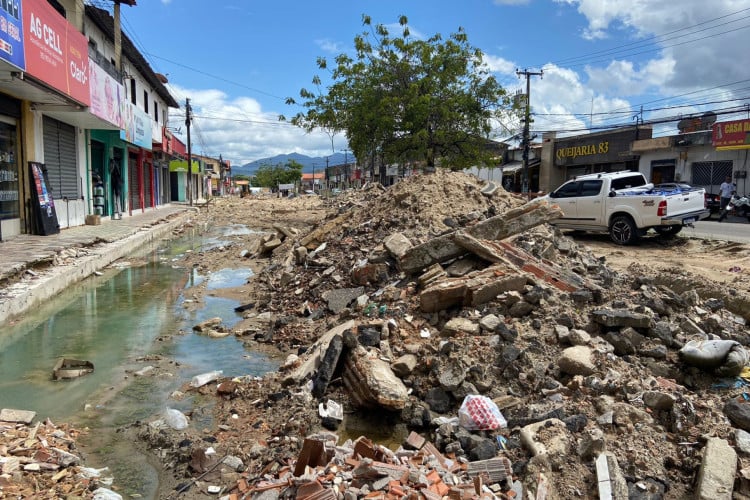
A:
132 171 750 499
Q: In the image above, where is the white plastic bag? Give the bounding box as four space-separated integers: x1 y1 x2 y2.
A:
92 488 123 500
190 370 223 388
164 407 188 430
458 395 507 431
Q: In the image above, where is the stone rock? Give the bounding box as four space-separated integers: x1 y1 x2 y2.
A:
312 335 344 399
554 324 571 344
568 329 591 346
520 418 570 457
604 327 645 355
351 263 389 286
577 427 605 460
479 314 502 332
424 387 452 414
508 301 534 318
469 438 498 461
642 391 675 411
736 429 750 455
592 309 653 329
193 316 223 332
391 354 418 378
322 287 365 314
696 438 736 500
0 409 36 424
724 398 750 432
294 246 308 265
612 402 653 426
384 232 412 259
558 346 596 376
438 361 467 391
441 317 480 337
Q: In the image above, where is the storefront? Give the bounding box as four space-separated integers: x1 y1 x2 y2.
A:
0 97 21 240
541 127 650 192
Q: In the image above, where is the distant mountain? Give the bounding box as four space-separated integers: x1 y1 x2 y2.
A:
232 152 348 177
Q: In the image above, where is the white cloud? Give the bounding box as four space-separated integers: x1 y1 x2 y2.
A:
484 54 517 75
315 39 345 54
161 0 171 4
166 84 346 166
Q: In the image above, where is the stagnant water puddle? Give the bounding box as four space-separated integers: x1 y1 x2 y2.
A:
0 226 279 498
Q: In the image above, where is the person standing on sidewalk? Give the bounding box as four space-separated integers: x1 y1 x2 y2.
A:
109 159 123 219
719 175 735 211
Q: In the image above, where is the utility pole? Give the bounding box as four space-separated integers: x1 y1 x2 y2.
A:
185 98 192 206
516 68 543 195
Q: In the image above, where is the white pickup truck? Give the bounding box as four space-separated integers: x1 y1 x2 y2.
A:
543 171 710 245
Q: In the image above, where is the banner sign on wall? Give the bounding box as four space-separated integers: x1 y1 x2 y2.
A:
120 101 152 150
0 1 24 70
23 0 90 105
88 59 123 127
28 161 59 236
713 119 750 151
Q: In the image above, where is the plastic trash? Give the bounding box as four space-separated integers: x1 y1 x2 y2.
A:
458 395 507 431
318 399 343 420
190 370 223 388
92 488 123 500
164 407 188 430
679 340 749 377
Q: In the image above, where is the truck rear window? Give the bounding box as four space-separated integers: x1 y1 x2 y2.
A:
611 175 647 190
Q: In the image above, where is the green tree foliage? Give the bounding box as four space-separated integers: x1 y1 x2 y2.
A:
285 15 513 171
252 160 304 188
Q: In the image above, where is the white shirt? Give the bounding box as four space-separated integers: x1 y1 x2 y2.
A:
720 181 735 198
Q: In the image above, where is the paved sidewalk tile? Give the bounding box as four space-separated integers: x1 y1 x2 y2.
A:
0 205 193 283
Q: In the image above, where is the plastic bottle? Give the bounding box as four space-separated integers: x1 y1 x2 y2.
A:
190 370 223 388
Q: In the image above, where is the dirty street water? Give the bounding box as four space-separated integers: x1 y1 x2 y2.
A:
2 172 750 500
0 226 279 498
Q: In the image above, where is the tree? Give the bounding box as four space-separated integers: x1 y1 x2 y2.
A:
252 160 304 188
284 15 514 172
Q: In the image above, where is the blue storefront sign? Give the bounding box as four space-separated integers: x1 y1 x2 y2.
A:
0 1 24 70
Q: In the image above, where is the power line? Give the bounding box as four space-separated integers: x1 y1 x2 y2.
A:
540 7 750 69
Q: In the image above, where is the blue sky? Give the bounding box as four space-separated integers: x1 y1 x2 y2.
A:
97 0 750 166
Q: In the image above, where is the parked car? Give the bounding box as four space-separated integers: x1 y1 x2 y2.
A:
651 183 721 216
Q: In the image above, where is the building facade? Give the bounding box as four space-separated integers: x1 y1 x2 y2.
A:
0 0 178 241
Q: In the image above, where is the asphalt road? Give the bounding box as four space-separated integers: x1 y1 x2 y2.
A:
681 215 750 243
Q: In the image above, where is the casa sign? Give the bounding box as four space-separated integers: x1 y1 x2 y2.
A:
713 118 750 151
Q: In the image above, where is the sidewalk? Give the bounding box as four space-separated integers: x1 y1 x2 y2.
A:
0 204 196 324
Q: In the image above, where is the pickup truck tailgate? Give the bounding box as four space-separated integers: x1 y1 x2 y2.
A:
665 189 705 217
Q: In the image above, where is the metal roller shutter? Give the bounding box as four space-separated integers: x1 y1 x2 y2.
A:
128 154 140 212
42 116 78 199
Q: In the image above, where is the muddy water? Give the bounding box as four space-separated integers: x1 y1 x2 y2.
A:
0 228 279 498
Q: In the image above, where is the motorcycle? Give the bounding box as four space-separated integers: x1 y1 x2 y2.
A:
718 193 750 222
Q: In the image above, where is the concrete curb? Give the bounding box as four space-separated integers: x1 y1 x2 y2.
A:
0 213 192 325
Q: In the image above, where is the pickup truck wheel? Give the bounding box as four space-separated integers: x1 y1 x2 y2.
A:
609 215 639 245
655 225 683 237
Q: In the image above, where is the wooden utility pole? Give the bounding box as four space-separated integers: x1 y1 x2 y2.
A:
516 69 543 194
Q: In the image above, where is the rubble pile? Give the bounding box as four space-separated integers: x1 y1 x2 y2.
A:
0 409 115 498
127 171 750 499
132 171 750 498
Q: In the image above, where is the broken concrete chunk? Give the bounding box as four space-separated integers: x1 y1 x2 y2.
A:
441 317 480 337
322 287 365 314
342 346 409 410
696 438 736 500
384 233 412 259
591 309 653 329
0 408 36 424
391 354 418 378
520 418 570 457
558 346 596 376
